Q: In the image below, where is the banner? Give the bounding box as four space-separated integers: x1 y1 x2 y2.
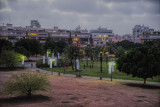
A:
54 58 57 66
58 52 60 59
50 58 52 68
52 53 54 58
108 63 111 74
48 57 50 65
76 59 79 69
43 56 45 64
22 56 24 65
112 65 114 72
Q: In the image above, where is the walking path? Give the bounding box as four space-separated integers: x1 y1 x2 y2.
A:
27 62 160 85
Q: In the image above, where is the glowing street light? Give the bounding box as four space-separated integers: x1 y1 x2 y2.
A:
50 58 55 74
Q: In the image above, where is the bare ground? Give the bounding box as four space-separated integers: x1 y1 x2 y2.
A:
0 70 160 107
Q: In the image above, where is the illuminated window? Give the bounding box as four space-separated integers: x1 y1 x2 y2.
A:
103 35 108 37
98 35 101 37
30 33 37 35
36 37 38 39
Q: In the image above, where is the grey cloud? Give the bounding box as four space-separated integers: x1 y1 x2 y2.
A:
0 0 159 35
0 0 6 9
51 0 111 15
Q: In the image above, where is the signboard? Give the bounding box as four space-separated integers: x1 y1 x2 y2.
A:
58 52 60 59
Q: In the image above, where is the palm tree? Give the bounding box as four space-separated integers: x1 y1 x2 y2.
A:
105 40 116 57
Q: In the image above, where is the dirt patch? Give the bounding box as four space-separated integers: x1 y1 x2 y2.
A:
0 70 160 107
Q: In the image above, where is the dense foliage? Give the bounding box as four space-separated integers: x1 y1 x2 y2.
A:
0 50 21 69
116 46 160 84
14 39 41 60
0 39 12 54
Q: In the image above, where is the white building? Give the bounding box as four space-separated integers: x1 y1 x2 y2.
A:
90 27 114 46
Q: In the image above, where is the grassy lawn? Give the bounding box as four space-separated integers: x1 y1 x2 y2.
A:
42 60 160 82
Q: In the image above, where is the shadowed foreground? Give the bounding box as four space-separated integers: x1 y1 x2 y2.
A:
0 71 160 107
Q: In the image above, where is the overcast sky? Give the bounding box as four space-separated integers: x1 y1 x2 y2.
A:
0 0 160 35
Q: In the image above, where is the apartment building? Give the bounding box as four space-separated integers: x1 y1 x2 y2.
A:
90 27 114 46
139 31 160 43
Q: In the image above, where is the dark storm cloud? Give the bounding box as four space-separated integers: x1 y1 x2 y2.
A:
0 0 159 35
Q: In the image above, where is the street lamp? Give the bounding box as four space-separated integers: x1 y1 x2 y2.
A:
100 52 103 80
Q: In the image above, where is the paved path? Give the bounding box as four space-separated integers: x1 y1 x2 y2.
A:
27 63 160 85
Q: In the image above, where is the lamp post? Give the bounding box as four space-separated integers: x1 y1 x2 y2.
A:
74 36 80 77
100 52 103 80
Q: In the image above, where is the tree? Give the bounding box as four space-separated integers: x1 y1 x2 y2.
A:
84 46 92 66
44 38 55 53
113 40 135 50
0 50 21 69
4 72 50 98
54 40 68 54
106 40 115 54
15 39 41 60
116 46 160 85
63 44 81 71
0 39 12 54
114 46 125 58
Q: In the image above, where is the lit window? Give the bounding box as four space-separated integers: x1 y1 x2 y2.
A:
103 35 108 37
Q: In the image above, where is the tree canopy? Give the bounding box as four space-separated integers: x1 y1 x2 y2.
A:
114 40 141 50
0 50 21 69
116 46 160 85
0 39 12 54
14 39 41 59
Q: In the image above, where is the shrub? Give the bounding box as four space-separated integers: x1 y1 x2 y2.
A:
4 71 50 97
0 50 21 69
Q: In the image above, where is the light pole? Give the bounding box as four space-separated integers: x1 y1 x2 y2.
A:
74 35 80 77
100 52 103 80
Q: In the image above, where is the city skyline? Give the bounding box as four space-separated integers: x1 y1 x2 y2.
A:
0 0 160 35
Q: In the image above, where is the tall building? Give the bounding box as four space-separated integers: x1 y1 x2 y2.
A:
31 20 41 28
132 25 155 43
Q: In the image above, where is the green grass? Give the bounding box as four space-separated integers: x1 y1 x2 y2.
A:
43 60 160 82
